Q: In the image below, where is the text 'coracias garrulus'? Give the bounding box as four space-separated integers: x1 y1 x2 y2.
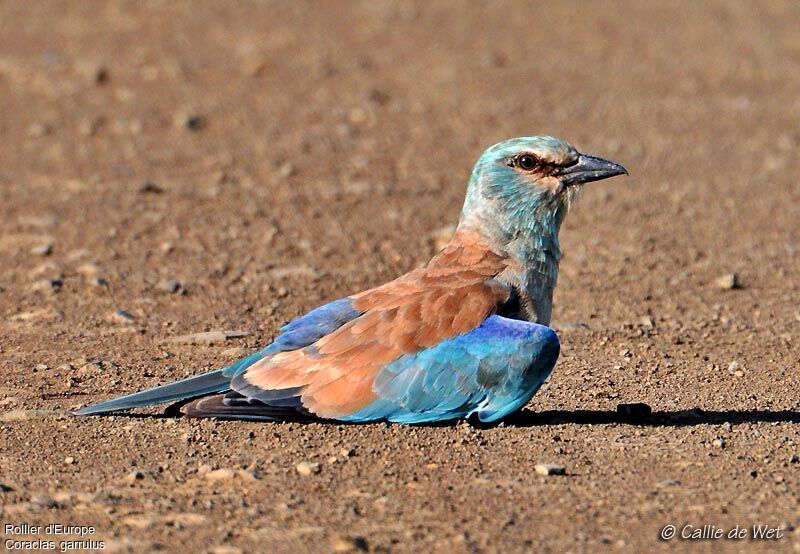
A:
75 136 627 424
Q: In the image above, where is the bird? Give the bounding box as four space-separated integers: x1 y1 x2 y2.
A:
74 136 627 424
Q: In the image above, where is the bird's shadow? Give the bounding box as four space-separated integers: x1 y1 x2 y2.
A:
89 405 800 428
499 408 800 428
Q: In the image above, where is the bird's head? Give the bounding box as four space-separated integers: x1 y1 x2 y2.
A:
459 136 627 243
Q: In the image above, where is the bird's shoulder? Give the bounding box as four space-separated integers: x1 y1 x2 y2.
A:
351 229 511 317
337 235 509 346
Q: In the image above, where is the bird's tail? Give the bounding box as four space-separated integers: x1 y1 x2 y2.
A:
72 369 232 416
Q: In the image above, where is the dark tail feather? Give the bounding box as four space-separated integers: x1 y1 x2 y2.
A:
181 393 317 422
73 369 231 416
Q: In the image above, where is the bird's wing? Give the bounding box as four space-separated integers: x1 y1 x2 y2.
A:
187 315 559 423
222 233 517 420
340 315 559 423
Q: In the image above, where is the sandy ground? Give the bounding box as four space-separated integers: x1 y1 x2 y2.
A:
1 1 799 552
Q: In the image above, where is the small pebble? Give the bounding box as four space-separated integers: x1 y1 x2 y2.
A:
76 263 101 277
332 536 368 553
204 468 256 482
242 57 269 78
158 279 183 294
89 276 108 287
176 111 204 131
93 66 109 84
30 242 54 256
277 162 296 178
268 265 318 280
205 468 236 481
714 273 740 290
162 330 249 345
727 361 745 377
64 456 75 464
29 492 58 508
11 308 60 322
711 439 725 448
534 463 565 476
639 315 654 328
138 181 163 194
616 402 652 418
210 547 243 554
221 347 251 358
19 215 57 228
110 310 136 324
27 122 51 137
348 107 367 124
29 262 61 279
76 61 109 85
296 461 321 476
31 278 63 292
78 362 102 377
34 363 49 371
78 117 103 136
124 470 145 484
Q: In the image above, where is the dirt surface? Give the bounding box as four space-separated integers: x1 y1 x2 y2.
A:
1 1 799 553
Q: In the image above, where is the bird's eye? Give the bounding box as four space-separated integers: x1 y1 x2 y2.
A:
517 154 537 171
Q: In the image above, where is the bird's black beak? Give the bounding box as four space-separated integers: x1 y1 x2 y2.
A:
554 154 628 187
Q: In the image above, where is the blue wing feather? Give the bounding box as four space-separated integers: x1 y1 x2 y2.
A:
263 298 362 357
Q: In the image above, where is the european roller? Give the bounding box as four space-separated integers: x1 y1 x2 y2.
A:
75 137 627 424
